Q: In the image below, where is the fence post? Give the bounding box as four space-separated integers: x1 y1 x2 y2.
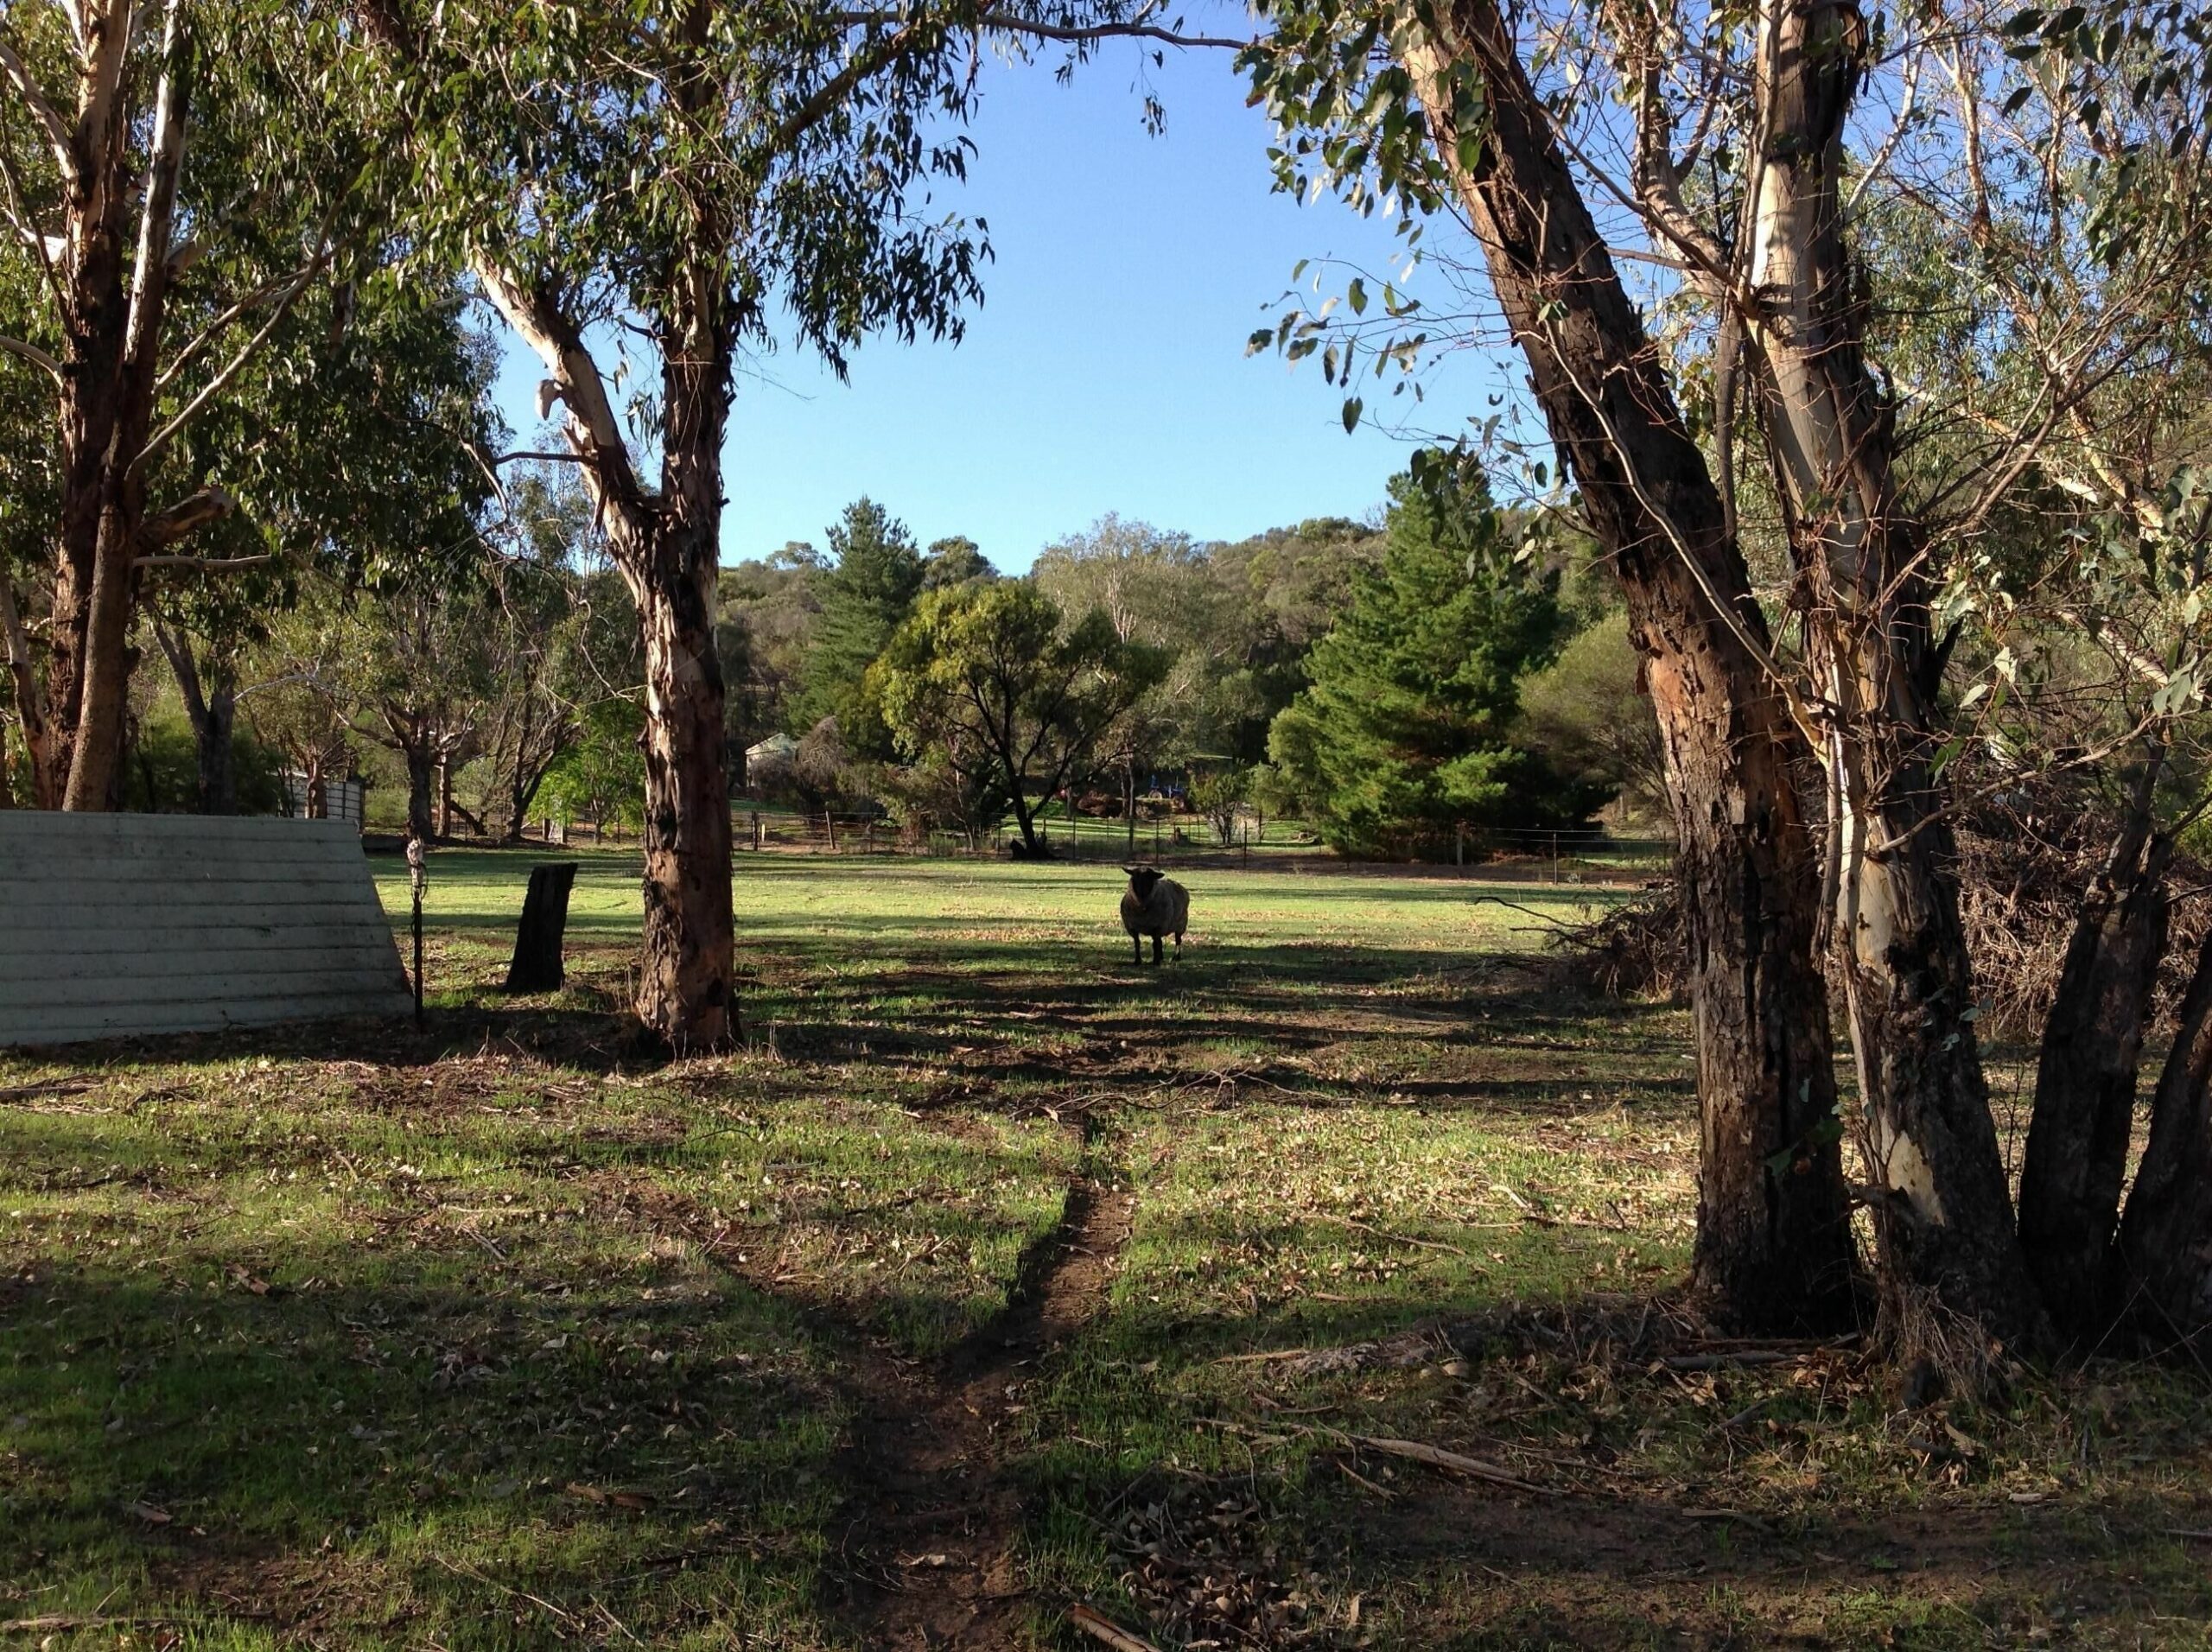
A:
406 836 427 1029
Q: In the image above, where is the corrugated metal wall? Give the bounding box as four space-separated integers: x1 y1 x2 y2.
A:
0 813 413 1047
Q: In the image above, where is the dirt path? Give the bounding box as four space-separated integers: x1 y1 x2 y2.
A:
831 1128 1135 1649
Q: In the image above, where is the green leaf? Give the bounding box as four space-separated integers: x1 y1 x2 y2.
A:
1342 397 1363 433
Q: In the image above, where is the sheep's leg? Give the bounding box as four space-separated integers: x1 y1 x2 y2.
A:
1131 933 1143 966
1173 931 1183 960
1151 934 1163 966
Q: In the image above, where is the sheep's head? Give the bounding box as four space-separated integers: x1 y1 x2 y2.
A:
1123 866 1164 900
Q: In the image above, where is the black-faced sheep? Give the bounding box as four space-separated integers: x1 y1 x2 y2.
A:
1120 866 1188 965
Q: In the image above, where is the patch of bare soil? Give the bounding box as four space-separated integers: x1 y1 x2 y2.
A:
831 1137 1135 1650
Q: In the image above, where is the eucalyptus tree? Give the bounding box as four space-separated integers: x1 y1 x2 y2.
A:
1247 0 2212 1349
343 0 1235 1045
0 0 387 809
1247 0 1860 1331
131 272 505 814
321 569 498 843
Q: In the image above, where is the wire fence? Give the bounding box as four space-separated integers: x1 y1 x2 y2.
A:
731 810 1674 883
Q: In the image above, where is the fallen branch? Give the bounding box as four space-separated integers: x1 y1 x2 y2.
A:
0 1075 99 1103
1319 1213 1479 1260
1070 1602 1164 1651
1344 1433 1547 1493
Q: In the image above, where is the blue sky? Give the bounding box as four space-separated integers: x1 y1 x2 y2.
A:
488 32 1495 574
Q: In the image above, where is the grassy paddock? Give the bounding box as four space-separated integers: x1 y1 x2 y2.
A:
2 851 2209 1649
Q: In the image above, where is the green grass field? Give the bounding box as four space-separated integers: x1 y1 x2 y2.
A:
3 851 2210 1649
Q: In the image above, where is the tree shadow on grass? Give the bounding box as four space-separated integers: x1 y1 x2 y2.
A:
0 1261 848 1646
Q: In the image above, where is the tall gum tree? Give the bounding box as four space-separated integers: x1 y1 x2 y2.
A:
1251 0 2212 1350
1724 0 2044 1344
345 0 1239 1046
0 0 376 808
1249 0 1860 1330
1611 0 2212 1348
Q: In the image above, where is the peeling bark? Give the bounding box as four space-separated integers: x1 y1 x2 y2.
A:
470 221 738 1047
1409 0 1859 1329
47 0 194 810
1738 0 2043 1347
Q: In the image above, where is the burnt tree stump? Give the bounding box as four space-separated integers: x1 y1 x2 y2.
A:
504 862 578 993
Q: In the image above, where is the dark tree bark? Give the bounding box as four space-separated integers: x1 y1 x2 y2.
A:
629 518 736 1043
2115 924 2212 1339
404 740 435 845
154 622 238 814
1411 0 1858 1329
2018 797 2170 1341
505 861 579 992
1006 784 1046 856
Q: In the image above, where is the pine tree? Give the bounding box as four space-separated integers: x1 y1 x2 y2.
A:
1268 458 1597 858
792 499 925 745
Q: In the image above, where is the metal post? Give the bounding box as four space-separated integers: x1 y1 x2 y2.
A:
406 836 427 1029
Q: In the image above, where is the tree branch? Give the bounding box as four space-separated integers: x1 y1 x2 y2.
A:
135 553 270 572
781 9 1244 151
130 252 326 481
0 32 73 172
472 255 650 531
0 334 61 381
156 264 321 393
133 485 238 554
772 17 934 153
122 0 191 402
826 9 1244 50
